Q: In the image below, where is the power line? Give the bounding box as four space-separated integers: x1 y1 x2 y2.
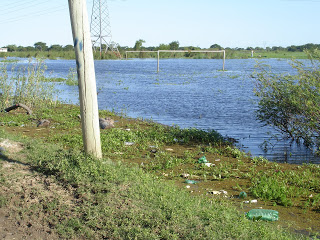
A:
1 0 47 12
1 1 61 17
0 5 68 24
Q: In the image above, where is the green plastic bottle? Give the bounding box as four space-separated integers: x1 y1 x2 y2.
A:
239 191 247 199
184 180 197 184
198 156 208 163
246 209 279 221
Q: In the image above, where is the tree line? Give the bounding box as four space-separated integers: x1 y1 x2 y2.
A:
2 40 320 53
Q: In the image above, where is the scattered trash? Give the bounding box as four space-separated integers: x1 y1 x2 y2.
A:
239 191 248 199
184 180 197 184
204 162 215 167
181 173 190 178
208 190 228 196
165 148 174 151
113 152 124 155
244 200 258 204
186 185 191 189
124 142 135 146
246 209 279 221
215 159 221 162
208 190 221 195
125 128 131 131
219 190 228 195
198 156 208 163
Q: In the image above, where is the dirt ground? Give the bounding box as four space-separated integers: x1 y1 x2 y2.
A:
0 139 76 240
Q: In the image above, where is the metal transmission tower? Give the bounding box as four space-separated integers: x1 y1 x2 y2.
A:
90 0 121 58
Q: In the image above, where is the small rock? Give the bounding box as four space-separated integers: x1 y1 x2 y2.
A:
99 117 115 129
37 119 50 127
124 142 135 146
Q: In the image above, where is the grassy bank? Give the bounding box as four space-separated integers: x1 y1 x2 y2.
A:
1 104 319 239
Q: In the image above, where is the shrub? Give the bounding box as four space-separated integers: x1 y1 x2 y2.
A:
254 50 320 147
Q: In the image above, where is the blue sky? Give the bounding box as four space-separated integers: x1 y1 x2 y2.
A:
0 0 319 49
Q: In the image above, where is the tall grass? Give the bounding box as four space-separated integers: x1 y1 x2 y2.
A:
0 58 58 110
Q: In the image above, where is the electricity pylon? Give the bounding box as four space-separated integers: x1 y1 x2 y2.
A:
90 0 121 58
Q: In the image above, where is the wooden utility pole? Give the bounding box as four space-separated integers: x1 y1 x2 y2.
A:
68 0 102 158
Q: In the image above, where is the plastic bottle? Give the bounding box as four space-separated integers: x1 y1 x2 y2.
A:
239 191 247 199
198 156 208 163
246 209 279 221
184 180 197 184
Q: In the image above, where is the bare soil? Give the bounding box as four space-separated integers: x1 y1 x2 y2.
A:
0 139 77 239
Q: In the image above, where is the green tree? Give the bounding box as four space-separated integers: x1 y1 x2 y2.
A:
210 44 223 50
134 39 145 50
5 44 17 52
254 50 320 147
34 42 48 51
49 44 63 51
63 45 74 51
25 46 35 51
169 41 179 50
158 43 170 50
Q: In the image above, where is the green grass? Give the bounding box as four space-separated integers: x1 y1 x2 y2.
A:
0 131 298 239
1 104 319 238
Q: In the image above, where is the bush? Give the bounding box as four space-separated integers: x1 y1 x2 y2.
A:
254 50 320 147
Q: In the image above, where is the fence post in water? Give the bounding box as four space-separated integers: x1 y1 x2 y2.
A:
223 50 225 71
68 0 102 159
157 50 160 72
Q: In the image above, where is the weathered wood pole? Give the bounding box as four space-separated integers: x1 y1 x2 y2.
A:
68 0 102 158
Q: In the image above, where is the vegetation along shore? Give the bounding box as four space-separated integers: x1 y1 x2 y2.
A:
1 41 319 60
0 45 320 239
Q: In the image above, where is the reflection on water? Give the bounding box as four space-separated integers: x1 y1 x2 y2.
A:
5 57 320 164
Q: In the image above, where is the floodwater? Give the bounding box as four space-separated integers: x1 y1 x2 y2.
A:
4 57 320 164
